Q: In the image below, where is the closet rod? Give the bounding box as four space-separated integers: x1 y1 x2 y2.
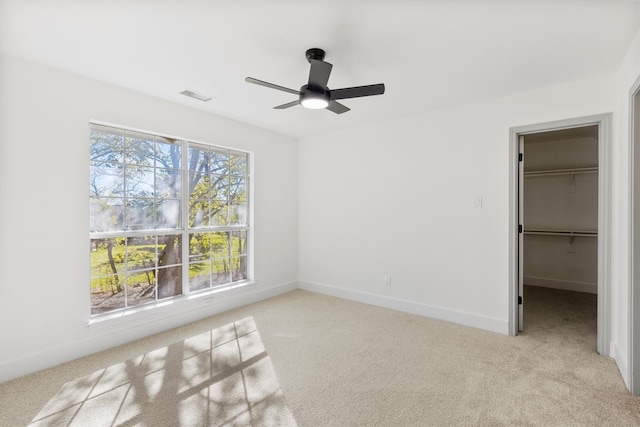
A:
524 166 598 177
524 229 597 237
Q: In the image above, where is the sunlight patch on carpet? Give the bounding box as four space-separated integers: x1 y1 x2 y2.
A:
29 317 297 426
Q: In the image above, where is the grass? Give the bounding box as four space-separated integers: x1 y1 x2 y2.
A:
90 236 246 292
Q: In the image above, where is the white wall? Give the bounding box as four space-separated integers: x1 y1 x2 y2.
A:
0 54 299 382
612 25 640 389
298 74 615 335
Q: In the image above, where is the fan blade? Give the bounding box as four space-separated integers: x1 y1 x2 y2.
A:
274 100 300 110
245 77 300 95
330 83 385 100
308 59 333 90
326 101 350 114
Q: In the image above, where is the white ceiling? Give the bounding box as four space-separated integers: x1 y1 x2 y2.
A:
1 0 638 139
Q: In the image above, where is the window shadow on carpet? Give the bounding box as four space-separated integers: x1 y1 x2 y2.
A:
29 317 297 427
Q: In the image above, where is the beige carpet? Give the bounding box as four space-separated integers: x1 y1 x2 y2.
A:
1 286 640 426
22 317 296 426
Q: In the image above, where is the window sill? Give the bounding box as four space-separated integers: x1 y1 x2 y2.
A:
87 280 257 330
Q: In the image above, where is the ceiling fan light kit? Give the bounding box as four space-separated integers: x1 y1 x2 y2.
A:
245 48 385 114
300 86 329 109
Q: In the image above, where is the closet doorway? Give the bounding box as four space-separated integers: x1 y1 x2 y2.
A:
521 126 598 350
509 114 611 356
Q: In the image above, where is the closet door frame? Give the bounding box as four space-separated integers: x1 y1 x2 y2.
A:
508 113 612 356
629 75 640 394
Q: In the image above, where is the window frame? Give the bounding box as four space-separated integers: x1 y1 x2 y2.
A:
88 121 253 322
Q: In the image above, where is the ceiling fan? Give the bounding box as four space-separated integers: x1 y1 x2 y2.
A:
245 48 385 114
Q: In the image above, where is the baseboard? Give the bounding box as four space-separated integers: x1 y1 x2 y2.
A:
298 280 509 335
610 340 630 390
524 276 597 294
0 280 298 384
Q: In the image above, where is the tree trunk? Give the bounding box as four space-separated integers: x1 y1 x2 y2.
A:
106 241 123 293
157 236 182 298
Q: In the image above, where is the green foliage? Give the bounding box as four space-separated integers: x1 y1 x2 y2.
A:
90 234 247 294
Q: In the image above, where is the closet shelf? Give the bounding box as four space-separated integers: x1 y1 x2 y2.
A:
524 228 597 237
524 166 598 177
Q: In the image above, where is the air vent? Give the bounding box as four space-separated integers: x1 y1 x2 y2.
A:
180 89 213 102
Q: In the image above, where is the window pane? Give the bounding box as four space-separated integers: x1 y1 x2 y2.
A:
90 162 123 197
228 177 246 226
229 203 247 225
230 151 247 176
157 234 183 298
229 177 246 202
157 265 182 299
126 236 157 271
188 145 211 172
125 165 154 198
232 256 247 281
125 236 156 308
90 236 126 314
158 234 182 267
231 231 248 256
211 174 229 200
125 132 154 166
157 168 181 198
211 205 229 226
90 238 125 277
189 232 211 260
211 149 230 174
212 258 231 286
90 198 124 232
125 199 155 230
189 262 211 292
211 232 230 259
189 232 211 292
90 126 124 163
91 274 125 314
157 199 181 229
189 173 212 200
189 200 210 227
127 269 156 307
155 138 181 169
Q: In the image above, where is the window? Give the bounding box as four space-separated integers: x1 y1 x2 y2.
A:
89 124 250 316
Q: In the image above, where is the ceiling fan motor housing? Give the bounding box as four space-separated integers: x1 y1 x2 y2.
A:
305 48 326 63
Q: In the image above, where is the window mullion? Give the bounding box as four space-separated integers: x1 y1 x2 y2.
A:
181 139 190 295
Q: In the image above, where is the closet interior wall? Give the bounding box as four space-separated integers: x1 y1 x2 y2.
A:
523 126 599 294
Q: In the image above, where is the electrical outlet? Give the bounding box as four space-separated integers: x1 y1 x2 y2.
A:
203 297 214 305
384 275 392 286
